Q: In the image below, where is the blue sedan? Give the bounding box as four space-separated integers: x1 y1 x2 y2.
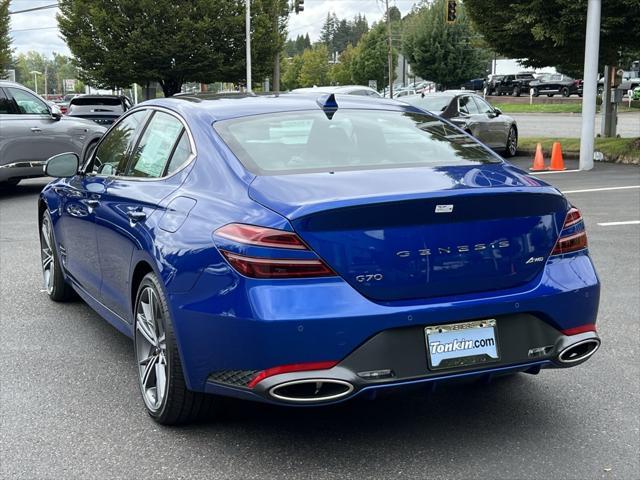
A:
39 93 600 424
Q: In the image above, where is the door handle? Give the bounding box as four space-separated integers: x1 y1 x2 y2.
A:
30 127 42 133
127 210 146 223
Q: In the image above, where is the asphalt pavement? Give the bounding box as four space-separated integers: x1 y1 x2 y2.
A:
512 112 640 138
1 161 639 480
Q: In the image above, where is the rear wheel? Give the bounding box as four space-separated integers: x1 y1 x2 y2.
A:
504 126 518 158
40 210 75 301
134 272 216 425
561 87 570 97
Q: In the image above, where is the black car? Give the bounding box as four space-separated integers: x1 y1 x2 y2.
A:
403 91 519 157
483 75 504 96
530 74 583 97
493 73 536 97
461 78 485 91
66 94 133 125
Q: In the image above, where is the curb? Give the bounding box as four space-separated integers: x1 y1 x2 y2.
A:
516 149 639 165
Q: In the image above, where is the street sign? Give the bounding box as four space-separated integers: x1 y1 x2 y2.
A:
63 79 76 92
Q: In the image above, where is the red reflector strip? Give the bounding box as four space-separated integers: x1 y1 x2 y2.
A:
562 324 596 336
552 231 587 255
221 251 335 278
216 224 308 250
563 207 583 228
247 361 338 389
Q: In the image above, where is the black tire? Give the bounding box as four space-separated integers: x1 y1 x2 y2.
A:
513 86 521 97
561 87 570 97
133 272 216 425
504 126 518 158
40 210 75 302
532 87 539 97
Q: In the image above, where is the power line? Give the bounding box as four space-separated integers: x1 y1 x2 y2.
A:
9 3 58 15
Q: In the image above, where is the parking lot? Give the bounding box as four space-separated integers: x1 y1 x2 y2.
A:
0 160 638 479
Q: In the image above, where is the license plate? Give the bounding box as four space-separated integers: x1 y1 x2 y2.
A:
425 319 499 370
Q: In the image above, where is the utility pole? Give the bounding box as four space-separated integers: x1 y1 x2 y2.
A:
44 63 48 97
579 0 601 171
385 0 393 98
246 0 252 92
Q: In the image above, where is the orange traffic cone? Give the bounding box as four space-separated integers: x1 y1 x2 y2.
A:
529 143 547 171
549 142 566 171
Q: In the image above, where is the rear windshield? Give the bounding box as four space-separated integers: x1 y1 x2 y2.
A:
403 95 453 112
213 109 500 175
70 97 122 106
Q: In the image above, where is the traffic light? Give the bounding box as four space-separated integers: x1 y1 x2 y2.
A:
294 0 304 14
446 0 457 23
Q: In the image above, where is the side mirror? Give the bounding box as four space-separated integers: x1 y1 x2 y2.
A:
45 152 79 178
49 103 63 120
494 107 502 116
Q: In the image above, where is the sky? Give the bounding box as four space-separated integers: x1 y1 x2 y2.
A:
8 0 419 58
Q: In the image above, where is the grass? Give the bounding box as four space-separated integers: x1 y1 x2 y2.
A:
519 137 640 162
495 101 640 114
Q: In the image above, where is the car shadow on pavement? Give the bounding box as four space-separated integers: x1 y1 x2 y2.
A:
0 180 50 199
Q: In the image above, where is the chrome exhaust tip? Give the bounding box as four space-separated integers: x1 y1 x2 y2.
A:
269 379 354 403
558 338 601 364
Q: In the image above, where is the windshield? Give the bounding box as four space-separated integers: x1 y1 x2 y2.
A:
70 97 122 106
403 95 453 112
213 109 500 175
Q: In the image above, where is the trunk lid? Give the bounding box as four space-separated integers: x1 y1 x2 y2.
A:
249 164 568 301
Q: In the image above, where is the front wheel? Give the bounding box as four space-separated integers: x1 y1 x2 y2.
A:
40 210 75 301
561 87 570 97
134 272 216 425
504 126 518 158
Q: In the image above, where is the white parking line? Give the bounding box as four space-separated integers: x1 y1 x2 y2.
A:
562 185 640 194
597 220 640 226
531 169 582 175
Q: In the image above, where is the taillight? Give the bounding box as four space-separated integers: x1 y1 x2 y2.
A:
215 224 336 279
216 223 308 249
551 207 588 255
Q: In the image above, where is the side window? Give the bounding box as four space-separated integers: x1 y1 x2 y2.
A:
0 89 14 114
90 110 148 176
6 87 49 114
473 97 494 114
126 111 185 178
166 132 192 175
459 96 479 114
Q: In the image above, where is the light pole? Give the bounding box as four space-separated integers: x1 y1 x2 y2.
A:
246 0 252 92
579 0 601 171
30 71 42 94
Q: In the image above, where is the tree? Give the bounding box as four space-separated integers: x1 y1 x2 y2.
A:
0 0 11 78
351 22 397 90
281 53 303 90
298 45 330 87
58 0 284 96
319 13 338 52
330 43 356 85
464 0 640 77
402 0 490 89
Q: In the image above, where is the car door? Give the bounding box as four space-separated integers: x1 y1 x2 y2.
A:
452 95 491 144
54 109 151 300
93 109 194 321
473 96 509 147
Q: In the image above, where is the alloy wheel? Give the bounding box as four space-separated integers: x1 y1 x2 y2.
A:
40 215 55 294
135 286 168 413
507 127 518 156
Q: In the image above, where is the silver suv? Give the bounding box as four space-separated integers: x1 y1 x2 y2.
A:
0 81 107 187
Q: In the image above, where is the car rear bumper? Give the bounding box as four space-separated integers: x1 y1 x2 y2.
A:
0 160 45 182
169 252 600 398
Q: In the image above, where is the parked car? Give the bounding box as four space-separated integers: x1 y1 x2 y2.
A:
492 73 536 96
403 91 519 156
529 74 583 97
0 81 106 187
54 93 78 114
461 78 485 91
39 93 600 424
66 94 133 125
483 75 504 96
291 85 381 97
393 89 416 99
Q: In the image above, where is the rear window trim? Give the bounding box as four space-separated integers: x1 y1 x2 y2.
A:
213 108 503 176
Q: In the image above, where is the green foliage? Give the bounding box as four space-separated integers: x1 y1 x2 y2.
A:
58 0 287 96
0 0 11 77
351 22 397 90
12 51 82 95
464 0 640 77
298 45 330 87
319 12 369 55
402 0 491 88
284 34 311 57
330 44 357 85
281 54 303 90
